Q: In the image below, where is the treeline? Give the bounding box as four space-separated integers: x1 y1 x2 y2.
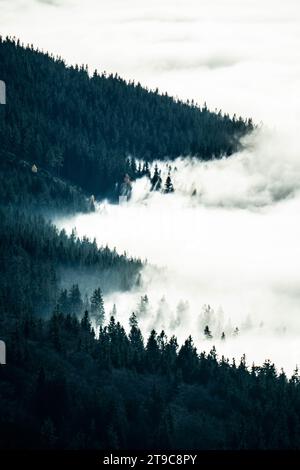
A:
0 36 253 196
57 285 106 327
0 207 142 317
1 309 300 449
123 160 175 194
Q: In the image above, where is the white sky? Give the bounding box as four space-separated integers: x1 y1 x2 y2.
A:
1 0 300 125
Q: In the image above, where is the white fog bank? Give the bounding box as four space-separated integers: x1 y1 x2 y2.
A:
56 128 300 375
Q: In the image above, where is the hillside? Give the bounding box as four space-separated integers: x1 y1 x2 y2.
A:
4 36 296 454
0 150 93 214
1 309 299 450
0 207 142 318
0 38 144 324
0 36 253 196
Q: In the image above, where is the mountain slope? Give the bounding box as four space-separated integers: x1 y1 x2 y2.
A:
0 36 253 196
0 150 93 214
0 207 142 317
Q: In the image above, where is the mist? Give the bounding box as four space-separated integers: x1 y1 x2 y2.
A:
55 126 300 375
2 0 300 126
11 0 298 373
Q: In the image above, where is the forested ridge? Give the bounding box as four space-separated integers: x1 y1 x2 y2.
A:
0 36 253 196
0 151 93 213
0 207 142 318
1 309 300 450
0 37 146 328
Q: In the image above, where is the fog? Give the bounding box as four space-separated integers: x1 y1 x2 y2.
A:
2 0 300 125
56 126 300 375
4 0 300 372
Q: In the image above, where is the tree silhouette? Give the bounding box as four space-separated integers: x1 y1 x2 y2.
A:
90 287 105 327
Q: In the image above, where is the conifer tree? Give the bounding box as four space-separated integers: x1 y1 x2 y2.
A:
80 310 91 332
58 289 69 314
204 325 213 339
164 171 174 193
110 303 117 318
129 312 144 369
146 329 160 371
69 284 83 315
137 294 149 317
90 287 105 327
150 164 162 191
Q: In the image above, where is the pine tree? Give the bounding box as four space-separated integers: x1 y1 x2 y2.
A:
49 147 64 176
129 312 144 369
83 293 90 312
142 161 151 178
177 336 198 382
164 171 174 193
58 289 69 314
146 329 160 371
90 287 105 327
81 310 91 332
129 157 137 178
69 284 83 315
204 325 212 339
110 303 117 318
137 294 149 318
150 164 162 191
129 312 138 329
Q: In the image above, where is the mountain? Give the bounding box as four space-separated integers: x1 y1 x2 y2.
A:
0 36 253 197
4 37 298 454
0 150 92 214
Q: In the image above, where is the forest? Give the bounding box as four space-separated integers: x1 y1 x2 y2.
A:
0 207 142 318
0 36 253 196
0 150 93 213
1 308 300 449
1 37 299 452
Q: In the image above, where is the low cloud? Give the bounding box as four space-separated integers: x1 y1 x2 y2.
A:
35 0 61 5
151 54 240 72
1 0 300 124
56 123 300 375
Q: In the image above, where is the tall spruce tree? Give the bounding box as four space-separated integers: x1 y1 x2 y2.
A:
90 287 105 327
69 284 83 315
150 164 162 191
164 172 174 193
204 325 213 339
